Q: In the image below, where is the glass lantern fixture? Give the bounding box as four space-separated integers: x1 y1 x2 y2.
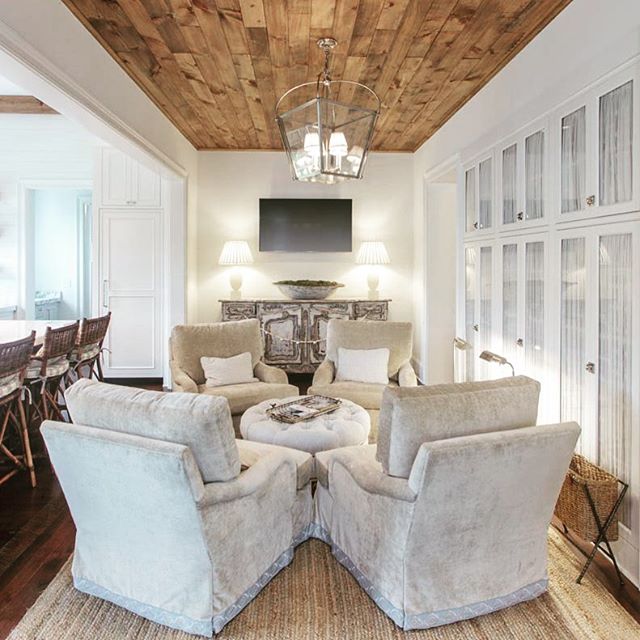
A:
275 38 380 184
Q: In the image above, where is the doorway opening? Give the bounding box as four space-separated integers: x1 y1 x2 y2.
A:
23 186 92 321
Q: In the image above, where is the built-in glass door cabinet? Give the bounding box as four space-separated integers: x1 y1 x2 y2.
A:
498 119 550 231
464 153 494 236
556 223 640 583
554 63 639 220
496 234 552 418
463 241 495 381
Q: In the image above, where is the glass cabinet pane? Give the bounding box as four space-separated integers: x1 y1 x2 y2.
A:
464 247 477 381
525 241 544 373
502 144 517 224
599 81 633 206
478 158 492 229
598 233 632 523
465 168 476 232
560 238 586 435
502 244 518 365
561 107 587 213
525 130 545 219
479 246 492 347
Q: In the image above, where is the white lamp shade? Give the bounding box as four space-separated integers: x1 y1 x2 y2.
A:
356 241 390 265
329 131 349 157
218 240 254 266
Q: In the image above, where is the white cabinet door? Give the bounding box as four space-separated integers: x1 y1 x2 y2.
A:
555 222 640 584
101 148 129 207
463 153 494 235
131 160 162 208
554 64 639 220
498 119 550 231
462 241 495 381
100 148 161 208
496 234 551 413
100 209 162 377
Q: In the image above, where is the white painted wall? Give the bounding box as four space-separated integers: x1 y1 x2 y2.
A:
0 115 95 309
197 151 414 324
412 0 640 382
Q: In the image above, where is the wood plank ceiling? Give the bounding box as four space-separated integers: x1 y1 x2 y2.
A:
60 0 573 151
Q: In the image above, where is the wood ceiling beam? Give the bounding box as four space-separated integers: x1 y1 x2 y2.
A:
0 96 57 114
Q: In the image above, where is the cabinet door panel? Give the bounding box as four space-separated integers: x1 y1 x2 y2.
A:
478 158 493 230
560 237 587 440
561 107 587 214
502 143 518 225
599 80 633 207
308 302 351 364
464 247 477 381
465 167 476 232
598 232 633 525
524 241 545 375
502 243 519 366
525 130 545 220
259 303 303 366
101 148 129 207
133 161 162 208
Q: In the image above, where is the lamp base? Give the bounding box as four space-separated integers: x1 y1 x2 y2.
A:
367 269 380 300
229 269 243 299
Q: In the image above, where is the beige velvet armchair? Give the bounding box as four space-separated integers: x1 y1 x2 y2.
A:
312 376 579 630
43 380 313 637
308 319 417 441
170 319 298 432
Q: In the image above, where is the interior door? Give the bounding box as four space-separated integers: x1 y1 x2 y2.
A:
100 209 162 377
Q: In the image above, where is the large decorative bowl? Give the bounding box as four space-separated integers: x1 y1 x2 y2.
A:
274 280 345 300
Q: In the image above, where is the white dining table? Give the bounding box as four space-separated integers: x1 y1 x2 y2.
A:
0 320 77 346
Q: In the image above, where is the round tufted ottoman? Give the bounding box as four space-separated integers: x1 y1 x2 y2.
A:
240 396 370 454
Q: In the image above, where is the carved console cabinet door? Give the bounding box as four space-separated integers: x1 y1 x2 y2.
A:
220 299 390 373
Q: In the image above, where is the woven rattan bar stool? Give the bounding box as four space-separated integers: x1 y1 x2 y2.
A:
25 322 79 425
68 312 111 383
0 332 37 487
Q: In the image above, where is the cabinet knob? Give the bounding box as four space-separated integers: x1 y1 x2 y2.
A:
516 212 524 221
516 338 524 347
473 222 479 230
585 361 596 374
473 324 479 332
586 195 596 207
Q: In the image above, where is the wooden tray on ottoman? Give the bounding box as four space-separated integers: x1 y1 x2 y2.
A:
266 395 341 424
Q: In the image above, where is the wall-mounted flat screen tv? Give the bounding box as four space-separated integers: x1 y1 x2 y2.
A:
259 198 352 252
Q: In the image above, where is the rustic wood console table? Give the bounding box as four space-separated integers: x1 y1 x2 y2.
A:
220 299 390 373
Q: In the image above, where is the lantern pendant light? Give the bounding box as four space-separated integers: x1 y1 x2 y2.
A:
275 38 380 184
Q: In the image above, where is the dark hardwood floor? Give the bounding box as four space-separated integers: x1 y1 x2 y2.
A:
0 375 637 637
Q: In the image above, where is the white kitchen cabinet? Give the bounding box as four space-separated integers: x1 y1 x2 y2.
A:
100 147 161 208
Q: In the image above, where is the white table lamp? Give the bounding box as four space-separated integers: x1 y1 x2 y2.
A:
219 240 254 298
356 241 390 299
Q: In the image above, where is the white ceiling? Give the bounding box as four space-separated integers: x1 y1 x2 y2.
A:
0 72 26 95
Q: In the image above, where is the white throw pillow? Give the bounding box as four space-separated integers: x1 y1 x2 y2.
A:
201 352 258 388
335 347 390 385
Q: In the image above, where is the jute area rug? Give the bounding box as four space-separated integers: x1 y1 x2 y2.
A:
8 529 640 640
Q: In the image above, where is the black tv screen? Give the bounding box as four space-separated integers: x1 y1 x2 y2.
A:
259 198 352 252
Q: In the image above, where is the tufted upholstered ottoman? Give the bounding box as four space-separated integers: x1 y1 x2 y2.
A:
240 396 370 455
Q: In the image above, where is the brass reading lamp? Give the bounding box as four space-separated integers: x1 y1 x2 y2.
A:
479 350 515 376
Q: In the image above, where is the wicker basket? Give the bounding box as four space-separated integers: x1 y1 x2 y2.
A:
555 454 620 542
